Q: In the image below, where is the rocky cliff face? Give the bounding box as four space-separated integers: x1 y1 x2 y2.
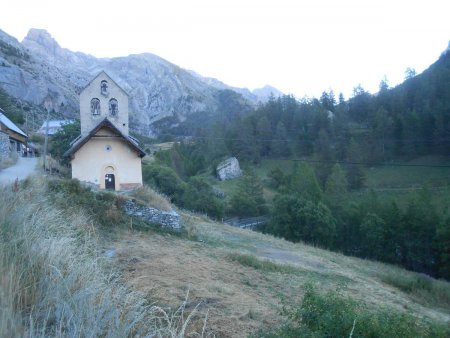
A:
0 28 282 136
0 29 89 115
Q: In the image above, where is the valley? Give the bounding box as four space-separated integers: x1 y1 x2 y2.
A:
0 16 449 337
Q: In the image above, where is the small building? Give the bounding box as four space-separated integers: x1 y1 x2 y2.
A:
0 108 28 155
37 119 75 135
64 71 145 190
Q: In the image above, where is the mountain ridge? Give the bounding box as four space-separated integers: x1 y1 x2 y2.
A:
0 28 283 136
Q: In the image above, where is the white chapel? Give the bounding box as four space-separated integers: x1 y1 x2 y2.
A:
65 71 145 190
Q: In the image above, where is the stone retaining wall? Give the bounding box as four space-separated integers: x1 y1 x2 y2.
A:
0 131 9 161
124 199 182 230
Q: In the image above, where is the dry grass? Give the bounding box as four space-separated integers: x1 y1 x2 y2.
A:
129 185 172 211
0 151 18 169
114 232 283 337
111 211 450 337
3 177 449 337
37 154 70 176
0 178 205 337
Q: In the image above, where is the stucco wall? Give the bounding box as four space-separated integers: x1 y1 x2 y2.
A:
71 129 142 190
80 72 129 136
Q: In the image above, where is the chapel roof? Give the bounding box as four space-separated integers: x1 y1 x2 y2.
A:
80 71 129 96
64 118 145 158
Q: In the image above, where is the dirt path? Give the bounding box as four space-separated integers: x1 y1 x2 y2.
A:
0 156 39 185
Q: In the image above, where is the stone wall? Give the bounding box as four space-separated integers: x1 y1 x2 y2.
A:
124 199 182 230
0 131 10 160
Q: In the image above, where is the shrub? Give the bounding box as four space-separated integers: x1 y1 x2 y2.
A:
257 285 450 338
142 163 186 202
49 120 80 165
129 185 172 211
229 253 288 273
267 195 336 248
47 178 126 227
181 176 224 219
379 271 450 309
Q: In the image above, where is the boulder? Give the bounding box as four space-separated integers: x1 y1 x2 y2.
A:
217 157 242 181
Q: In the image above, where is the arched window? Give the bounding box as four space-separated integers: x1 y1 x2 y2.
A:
90 98 100 115
101 80 108 96
109 98 118 116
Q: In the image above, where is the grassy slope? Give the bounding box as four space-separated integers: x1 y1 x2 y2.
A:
113 210 450 337
0 179 208 337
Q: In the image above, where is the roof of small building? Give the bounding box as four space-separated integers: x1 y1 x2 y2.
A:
39 119 75 129
64 118 145 158
0 108 27 137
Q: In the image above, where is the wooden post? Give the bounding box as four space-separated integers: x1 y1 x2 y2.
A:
42 109 50 171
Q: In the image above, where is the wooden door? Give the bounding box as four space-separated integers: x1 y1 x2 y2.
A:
105 174 115 190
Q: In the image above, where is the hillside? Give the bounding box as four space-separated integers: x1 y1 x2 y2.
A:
2 176 449 337
116 213 450 336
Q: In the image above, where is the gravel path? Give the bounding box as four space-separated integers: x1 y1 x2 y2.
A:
0 156 39 185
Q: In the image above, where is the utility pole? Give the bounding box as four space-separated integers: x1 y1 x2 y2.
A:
42 108 50 171
20 100 29 157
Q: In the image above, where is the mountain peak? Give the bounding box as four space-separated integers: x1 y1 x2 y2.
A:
23 28 61 56
252 85 283 102
442 41 450 56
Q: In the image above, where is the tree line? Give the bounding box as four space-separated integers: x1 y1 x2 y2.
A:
144 52 450 279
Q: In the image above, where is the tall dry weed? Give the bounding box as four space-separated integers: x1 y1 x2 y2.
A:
0 178 206 337
129 185 172 211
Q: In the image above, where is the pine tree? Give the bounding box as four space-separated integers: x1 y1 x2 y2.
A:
345 139 366 190
271 121 291 157
255 116 272 156
436 217 450 279
325 163 348 199
286 162 322 202
230 170 266 216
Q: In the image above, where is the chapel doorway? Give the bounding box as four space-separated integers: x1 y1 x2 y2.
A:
105 174 115 190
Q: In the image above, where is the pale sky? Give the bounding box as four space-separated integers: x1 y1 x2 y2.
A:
0 0 449 98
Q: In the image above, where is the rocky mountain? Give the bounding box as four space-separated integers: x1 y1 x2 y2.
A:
252 85 284 102
442 40 450 57
0 28 283 136
188 71 283 103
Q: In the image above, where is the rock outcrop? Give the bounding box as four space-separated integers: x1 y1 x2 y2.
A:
216 157 242 181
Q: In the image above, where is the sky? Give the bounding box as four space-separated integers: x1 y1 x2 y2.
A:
0 0 449 99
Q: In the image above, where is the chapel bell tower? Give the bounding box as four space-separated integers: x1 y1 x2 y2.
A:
79 71 129 136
